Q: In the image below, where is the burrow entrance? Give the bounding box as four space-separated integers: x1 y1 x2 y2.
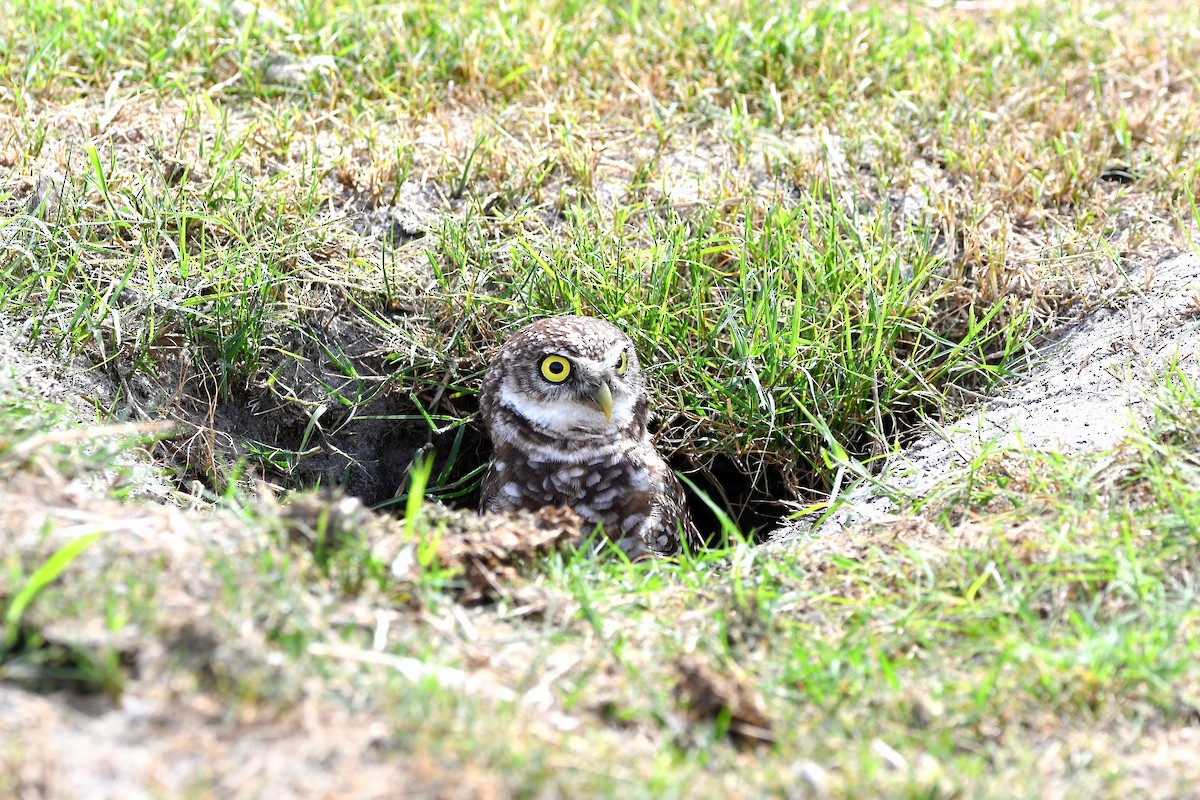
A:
107 294 827 546
160 348 802 547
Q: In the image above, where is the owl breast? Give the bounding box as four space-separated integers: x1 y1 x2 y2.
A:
481 441 685 558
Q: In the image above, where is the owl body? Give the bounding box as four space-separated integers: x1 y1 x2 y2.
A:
478 316 697 559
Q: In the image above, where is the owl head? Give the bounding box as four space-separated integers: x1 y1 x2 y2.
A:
480 316 649 444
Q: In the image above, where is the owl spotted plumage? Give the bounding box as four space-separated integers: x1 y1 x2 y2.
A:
478 316 698 559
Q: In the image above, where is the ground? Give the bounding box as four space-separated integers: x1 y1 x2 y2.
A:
4 1 1200 798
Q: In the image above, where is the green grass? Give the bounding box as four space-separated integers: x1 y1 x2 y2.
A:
3 0 1200 795
3 0 1198 504
431 198 1031 494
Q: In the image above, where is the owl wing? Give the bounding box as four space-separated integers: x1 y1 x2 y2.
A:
658 468 701 553
621 458 699 559
478 461 506 514
478 443 533 514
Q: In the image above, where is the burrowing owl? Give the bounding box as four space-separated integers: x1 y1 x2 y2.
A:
478 316 698 559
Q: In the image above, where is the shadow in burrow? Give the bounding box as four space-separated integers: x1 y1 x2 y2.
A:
169 379 795 548
151 313 800 547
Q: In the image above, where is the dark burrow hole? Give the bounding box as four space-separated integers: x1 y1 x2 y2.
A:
175 381 806 551
183 385 799 549
673 453 794 546
151 303 828 548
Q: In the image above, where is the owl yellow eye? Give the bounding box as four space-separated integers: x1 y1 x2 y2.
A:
615 351 628 375
540 354 572 383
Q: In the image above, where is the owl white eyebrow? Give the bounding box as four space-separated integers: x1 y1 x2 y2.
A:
604 344 629 366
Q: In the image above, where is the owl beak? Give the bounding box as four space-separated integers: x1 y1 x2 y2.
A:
590 381 614 421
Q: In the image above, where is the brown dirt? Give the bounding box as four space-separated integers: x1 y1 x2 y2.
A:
0 458 582 797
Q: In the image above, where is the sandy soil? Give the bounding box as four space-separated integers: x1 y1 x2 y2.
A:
776 250 1200 542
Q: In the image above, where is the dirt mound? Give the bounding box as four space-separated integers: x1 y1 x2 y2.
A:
775 250 1200 542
